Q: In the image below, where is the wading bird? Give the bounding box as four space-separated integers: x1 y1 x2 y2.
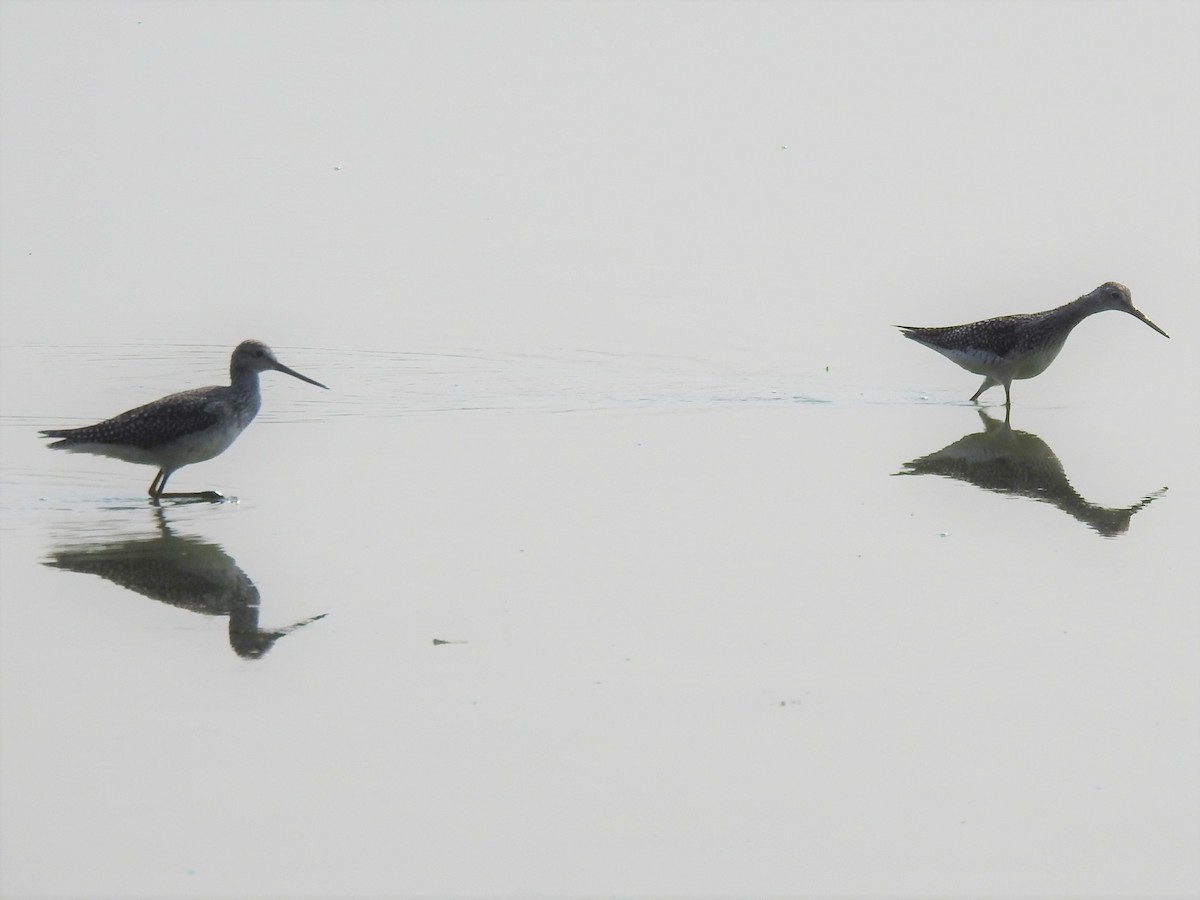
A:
898 282 1168 406
41 340 327 500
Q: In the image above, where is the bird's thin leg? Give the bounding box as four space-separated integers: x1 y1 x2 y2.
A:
970 377 995 403
1003 381 1012 408
148 469 223 502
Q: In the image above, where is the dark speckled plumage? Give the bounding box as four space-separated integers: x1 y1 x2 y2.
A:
899 282 1169 406
43 388 227 450
41 340 327 499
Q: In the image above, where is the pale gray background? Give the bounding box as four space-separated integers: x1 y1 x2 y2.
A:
1 2 1198 899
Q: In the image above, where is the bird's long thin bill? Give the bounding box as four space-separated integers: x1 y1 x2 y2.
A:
276 363 328 389
1132 309 1170 338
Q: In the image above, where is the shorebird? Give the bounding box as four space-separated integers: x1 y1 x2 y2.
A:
41 340 327 500
898 282 1168 406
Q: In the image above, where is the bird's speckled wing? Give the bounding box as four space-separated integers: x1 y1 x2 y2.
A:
41 387 229 449
899 314 1029 358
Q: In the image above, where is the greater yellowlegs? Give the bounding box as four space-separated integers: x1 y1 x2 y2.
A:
898 282 1169 406
41 340 327 500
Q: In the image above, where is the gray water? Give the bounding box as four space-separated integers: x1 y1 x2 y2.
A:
2 3 1198 899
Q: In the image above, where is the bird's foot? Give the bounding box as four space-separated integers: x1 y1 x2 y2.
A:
151 490 228 504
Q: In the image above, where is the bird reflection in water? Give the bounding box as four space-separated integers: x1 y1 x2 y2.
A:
896 409 1166 537
44 509 326 658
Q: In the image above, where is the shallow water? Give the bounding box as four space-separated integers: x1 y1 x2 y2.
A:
2 3 1199 899
3 341 1196 899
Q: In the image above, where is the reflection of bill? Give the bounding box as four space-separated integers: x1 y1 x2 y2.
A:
896 410 1166 537
45 511 326 659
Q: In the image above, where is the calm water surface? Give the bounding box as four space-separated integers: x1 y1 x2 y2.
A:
2 1 1198 898
1 339 1196 899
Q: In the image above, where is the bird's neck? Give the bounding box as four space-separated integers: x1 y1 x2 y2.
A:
1047 295 1103 334
229 367 262 398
